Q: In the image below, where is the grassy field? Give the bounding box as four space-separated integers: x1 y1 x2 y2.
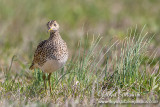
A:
0 0 160 106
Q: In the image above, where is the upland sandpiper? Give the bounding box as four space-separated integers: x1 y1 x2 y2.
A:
29 20 68 93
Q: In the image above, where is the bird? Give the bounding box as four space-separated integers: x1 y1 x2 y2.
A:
29 20 68 94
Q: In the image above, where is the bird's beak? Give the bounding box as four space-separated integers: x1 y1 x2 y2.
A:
48 28 52 32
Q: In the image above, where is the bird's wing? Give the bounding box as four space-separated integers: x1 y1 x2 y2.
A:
31 40 48 67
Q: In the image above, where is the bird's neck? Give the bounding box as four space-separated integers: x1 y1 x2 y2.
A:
49 31 61 40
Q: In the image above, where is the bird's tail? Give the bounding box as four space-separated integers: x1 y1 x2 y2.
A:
29 63 35 70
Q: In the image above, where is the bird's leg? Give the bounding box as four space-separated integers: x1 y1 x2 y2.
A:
48 73 52 94
42 73 47 91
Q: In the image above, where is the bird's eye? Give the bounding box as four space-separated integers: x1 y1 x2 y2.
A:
54 24 57 26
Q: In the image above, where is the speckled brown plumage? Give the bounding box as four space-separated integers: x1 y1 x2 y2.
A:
30 31 68 69
29 20 68 93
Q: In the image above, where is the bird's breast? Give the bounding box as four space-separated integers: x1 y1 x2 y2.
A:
40 56 68 73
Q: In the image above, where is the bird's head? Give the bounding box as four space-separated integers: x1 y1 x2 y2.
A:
47 20 59 32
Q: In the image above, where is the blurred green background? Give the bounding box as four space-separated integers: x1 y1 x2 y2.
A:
0 0 160 67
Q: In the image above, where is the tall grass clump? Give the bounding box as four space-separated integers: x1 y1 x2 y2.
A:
101 26 160 102
114 26 152 86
